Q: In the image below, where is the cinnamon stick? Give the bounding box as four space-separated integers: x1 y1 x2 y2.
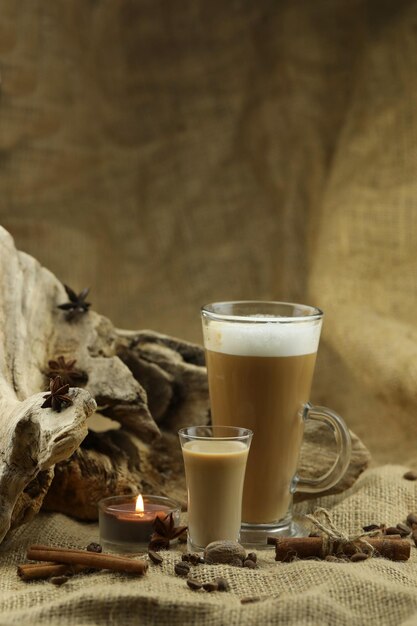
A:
27 545 148 576
18 562 87 581
267 536 410 562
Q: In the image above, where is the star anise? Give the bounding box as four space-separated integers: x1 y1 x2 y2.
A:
57 285 91 321
148 512 187 551
46 356 88 387
41 376 73 412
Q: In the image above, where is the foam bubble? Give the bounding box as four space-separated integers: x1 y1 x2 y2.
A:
203 319 321 357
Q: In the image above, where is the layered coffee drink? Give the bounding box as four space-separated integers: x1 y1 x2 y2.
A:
203 315 321 524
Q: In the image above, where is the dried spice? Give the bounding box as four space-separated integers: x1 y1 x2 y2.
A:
182 553 204 565
407 513 417 527
174 561 190 577
50 575 69 586
86 542 102 553
46 356 87 387
350 552 369 562
215 577 230 592
396 523 411 537
41 376 73 412
57 285 91 321
148 550 163 565
403 470 417 481
148 512 187 551
204 540 246 565
187 579 202 591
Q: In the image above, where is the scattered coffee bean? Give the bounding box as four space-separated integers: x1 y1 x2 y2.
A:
203 582 219 592
241 596 261 604
215 577 230 592
50 575 69 586
385 526 401 535
350 552 369 562
187 578 203 591
182 553 202 566
86 542 102 553
362 524 380 532
407 513 417 527
403 470 417 481
243 559 257 569
174 561 190 577
247 552 257 563
412 530 417 546
396 523 411 537
148 550 163 565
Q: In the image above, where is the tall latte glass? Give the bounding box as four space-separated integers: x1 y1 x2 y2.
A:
201 301 352 544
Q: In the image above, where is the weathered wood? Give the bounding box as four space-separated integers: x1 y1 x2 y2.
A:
0 228 97 542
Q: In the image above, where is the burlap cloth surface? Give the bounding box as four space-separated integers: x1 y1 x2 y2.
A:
1 466 417 626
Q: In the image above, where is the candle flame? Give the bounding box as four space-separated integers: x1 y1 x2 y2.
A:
135 494 145 514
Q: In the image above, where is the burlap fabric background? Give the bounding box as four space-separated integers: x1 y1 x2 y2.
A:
1 466 417 626
1 0 417 462
1 1 417 624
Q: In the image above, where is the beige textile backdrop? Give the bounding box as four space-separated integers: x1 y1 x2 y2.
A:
0 0 417 464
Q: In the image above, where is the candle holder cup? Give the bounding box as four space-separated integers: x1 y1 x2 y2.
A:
98 494 181 553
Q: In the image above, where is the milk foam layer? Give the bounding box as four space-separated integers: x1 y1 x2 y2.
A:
203 319 321 357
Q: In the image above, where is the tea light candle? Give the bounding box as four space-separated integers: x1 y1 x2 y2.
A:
99 494 181 553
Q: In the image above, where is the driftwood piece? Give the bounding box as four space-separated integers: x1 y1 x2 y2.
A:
0 228 96 542
0 226 371 534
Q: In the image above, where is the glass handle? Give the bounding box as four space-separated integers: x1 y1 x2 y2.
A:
294 402 352 493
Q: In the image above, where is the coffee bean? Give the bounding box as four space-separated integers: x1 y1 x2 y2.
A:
203 582 219 592
385 526 401 535
412 530 417 546
187 578 202 591
182 552 204 565
350 552 369 562
215 577 230 592
174 561 190 577
191 553 203 565
86 542 102 553
148 550 163 565
362 524 380 532
403 470 417 481
407 513 417 527
396 523 411 537
247 552 257 563
241 596 261 604
51 575 69 586
243 559 256 569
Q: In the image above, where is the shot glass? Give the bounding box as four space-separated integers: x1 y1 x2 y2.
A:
179 425 253 551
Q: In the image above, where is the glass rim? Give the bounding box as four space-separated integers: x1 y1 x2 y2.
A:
201 300 323 323
178 425 253 441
